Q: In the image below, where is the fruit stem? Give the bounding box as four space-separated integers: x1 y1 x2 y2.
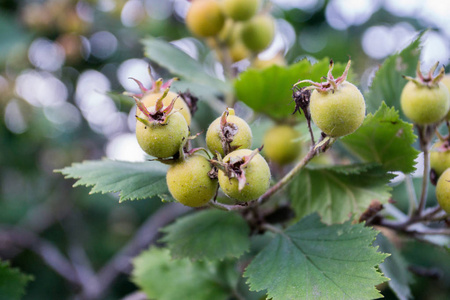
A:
208 201 230 211
415 124 433 217
405 175 418 216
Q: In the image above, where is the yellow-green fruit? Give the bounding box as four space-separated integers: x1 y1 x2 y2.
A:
206 114 252 157
435 168 450 214
229 41 251 62
241 14 275 52
263 125 301 165
186 0 225 37
218 149 270 201
135 109 188 158
400 81 450 124
223 0 260 21
310 81 365 137
430 141 450 177
441 75 450 119
166 155 218 207
140 91 192 125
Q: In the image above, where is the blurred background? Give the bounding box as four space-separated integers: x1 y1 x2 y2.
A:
1 0 450 299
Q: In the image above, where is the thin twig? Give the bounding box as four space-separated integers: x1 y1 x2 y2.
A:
0 227 80 286
405 175 418 216
257 141 320 205
93 203 190 299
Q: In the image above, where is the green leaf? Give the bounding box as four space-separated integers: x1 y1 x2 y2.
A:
160 210 250 261
234 58 348 120
244 214 388 300
365 32 423 116
0 261 33 300
132 247 236 300
56 160 173 202
142 37 231 94
289 163 393 224
375 234 413 300
341 102 419 173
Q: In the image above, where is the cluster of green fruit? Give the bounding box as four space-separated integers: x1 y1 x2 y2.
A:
186 0 276 64
130 79 271 208
399 63 450 215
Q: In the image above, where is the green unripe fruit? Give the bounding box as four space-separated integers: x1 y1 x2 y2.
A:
186 0 225 37
136 109 188 158
441 75 450 120
229 41 251 62
263 125 302 165
218 149 270 201
400 81 450 124
166 155 218 207
310 81 365 137
206 112 252 157
241 14 275 52
252 53 286 69
141 91 192 125
435 168 450 214
223 0 259 21
430 141 450 177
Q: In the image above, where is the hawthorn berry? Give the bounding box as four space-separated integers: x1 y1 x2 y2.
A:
263 125 302 165
241 14 275 52
186 0 225 38
135 92 189 159
206 108 252 157
296 60 365 137
435 168 450 214
217 149 270 202
400 63 450 125
223 0 260 21
430 140 450 177
166 154 218 207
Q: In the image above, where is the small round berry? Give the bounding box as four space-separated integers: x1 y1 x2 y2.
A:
135 109 188 158
166 154 218 207
206 111 252 157
400 81 450 125
263 125 302 165
240 14 275 52
218 149 270 202
186 0 225 38
435 168 450 214
310 81 366 137
430 141 450 177
223 0 260 21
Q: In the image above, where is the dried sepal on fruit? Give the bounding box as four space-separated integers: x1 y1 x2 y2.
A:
294 60 366 138
126 71 192 125
135 90 189 159
400 62 450 125
214 148 271 202
206 108 252 157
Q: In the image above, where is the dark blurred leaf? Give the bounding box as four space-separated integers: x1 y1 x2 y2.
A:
56 160 173 202
234 58 348 120
375 234 413 300
341 102 419 173
132 248 236 300
0 261 33 300
142 37 231 94
289 163 393 224
160 210 250 261
365 32 423 116
244 214 388 300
